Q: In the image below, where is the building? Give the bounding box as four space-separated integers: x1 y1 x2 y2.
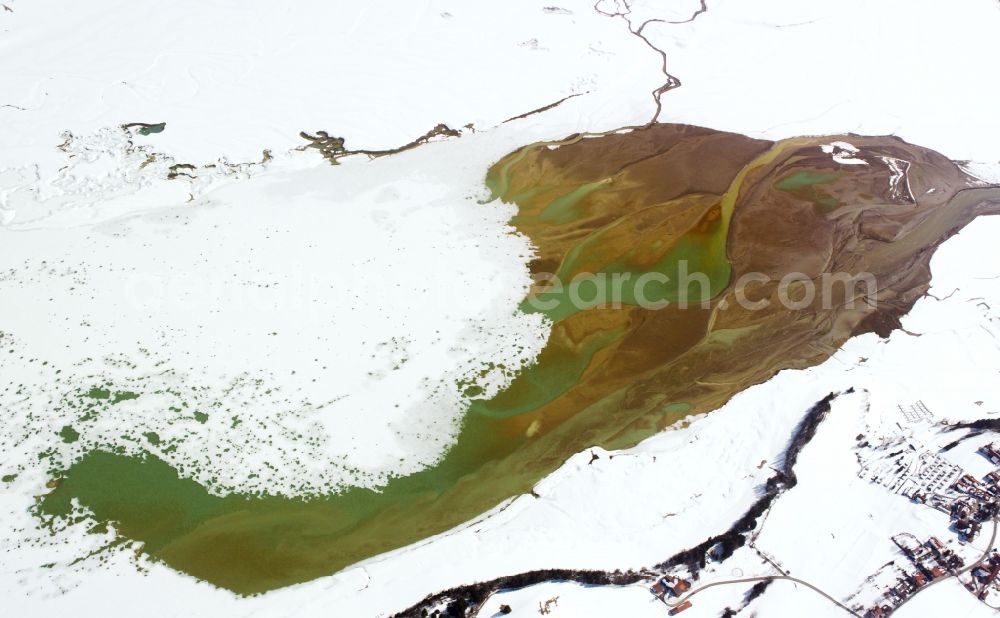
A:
958 473 1000 502
988 563 1000 585
980 443 1000 465
952 499 974 520
672 579 691 595
669 600 693 615
969 521 982 540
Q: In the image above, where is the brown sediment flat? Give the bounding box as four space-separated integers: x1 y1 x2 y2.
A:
39 124 1000 594
488 125 1000 452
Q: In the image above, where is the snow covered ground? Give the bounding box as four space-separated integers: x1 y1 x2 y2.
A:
648 0 1000 163
3 0 1000 616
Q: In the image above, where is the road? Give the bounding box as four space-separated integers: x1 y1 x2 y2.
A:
657 516 999 617
661 574 860 617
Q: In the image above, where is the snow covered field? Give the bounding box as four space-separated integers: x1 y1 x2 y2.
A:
0 0 667 497
3 0 1000 616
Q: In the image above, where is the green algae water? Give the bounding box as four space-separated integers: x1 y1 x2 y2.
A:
775 170 840 191
514 138 805 323
776 170 842 211
37 139 706 594
533 180 612 225
40 415 533 594
36 126 971 596
41 376 690 594
35 133 747 594
466 325 624 419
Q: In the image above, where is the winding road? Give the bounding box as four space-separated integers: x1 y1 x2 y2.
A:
660 574 860 617
659 515 1000 617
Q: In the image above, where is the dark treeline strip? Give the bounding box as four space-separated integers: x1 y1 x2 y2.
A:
654 390 844 573
946 418 1000 434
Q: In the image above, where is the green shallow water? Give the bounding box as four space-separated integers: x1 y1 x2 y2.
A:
40 411 534 593
776 170 842 211
34 132 783 594
775 170 840 191
31 124 1000 601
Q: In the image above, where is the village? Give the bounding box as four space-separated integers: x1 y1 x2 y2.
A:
859 437 1000 617
641 401 1000 617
